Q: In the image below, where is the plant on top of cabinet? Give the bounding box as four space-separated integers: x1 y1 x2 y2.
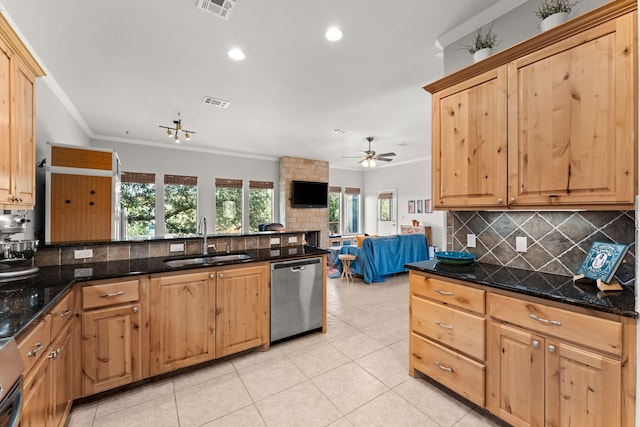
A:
463 23 499 62
535 0 581 31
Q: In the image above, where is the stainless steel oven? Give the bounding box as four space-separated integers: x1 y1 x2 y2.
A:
0 339 24 427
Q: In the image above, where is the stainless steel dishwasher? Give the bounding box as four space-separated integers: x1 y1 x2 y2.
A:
270 257 323 342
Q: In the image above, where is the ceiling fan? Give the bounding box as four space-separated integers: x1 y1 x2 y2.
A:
343 136 396 168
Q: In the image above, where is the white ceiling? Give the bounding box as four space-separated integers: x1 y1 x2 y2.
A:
1 0 501 170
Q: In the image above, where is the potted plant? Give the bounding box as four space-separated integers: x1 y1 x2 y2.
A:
463 24 499 63
535 0 580 32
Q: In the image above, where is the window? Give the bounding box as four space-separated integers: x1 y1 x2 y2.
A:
328 186 341 235
120 172 156 239
215 178 243 234
249 180 274 232
378 192 394 221
164 175 197 236
344 187 360 234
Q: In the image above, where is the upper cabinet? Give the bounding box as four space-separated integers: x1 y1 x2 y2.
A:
425 0 637 210
0 15 44 210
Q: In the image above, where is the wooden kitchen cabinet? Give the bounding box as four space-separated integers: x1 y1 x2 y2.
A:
0 15 43 209
425 2 637 210
150 270 216 375
81 277 144 395
215 263 269 358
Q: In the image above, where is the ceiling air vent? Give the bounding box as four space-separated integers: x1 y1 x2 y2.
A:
196 0 236 20
332 128 351 135
202 96 230 108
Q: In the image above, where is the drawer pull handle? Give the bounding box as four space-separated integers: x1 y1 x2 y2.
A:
47 349 60 359
59 308 71 317
434 361 453 373
529 313 561 326
27 341 44 357
434 288 453 296
434 320 454 330
98 291 125 298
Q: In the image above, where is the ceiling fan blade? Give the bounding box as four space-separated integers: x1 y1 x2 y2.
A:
341 156 363 158
374 152 396 158
358 158 367 164
376 157 393 162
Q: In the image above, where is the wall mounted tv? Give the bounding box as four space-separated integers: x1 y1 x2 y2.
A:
291 180 328 208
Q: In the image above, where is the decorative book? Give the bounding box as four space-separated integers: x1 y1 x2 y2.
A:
576 241 628 285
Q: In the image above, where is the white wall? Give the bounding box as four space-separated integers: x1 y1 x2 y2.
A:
362 159 446 249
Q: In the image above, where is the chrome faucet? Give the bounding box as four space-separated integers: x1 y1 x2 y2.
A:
198 217 208 254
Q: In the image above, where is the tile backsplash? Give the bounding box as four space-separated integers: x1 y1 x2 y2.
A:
450 211 635 285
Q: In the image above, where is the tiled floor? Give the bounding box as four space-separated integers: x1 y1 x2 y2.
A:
68 273 505 427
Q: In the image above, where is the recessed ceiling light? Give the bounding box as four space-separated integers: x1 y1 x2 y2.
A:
325 27 343 42
228 48 246 61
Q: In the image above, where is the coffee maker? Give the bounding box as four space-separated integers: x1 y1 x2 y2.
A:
0 212 39 279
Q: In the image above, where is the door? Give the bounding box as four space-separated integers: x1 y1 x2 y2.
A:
82 303 142 394
150 271 215 374
376 189 397 235
545 340 621 427
215 264 268 357
488 322 544 427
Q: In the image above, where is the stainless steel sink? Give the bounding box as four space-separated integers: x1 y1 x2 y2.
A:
164 253 252 268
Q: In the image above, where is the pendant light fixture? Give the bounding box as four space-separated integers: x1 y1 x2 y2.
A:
159 112 196 143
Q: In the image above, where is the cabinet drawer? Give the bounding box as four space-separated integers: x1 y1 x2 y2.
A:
410 332 485 406
489 293 622 356
17 314 52 373
50 291 74 338
411 274 485 314
412 297 485 360
82 279 139 309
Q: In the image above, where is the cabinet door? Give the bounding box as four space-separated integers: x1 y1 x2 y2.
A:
215 264 268 358
488 322 544 427
11 55 36 208
507 14 636 207
432 66 507 208
49 323 72 427
150 271 215 374
21 353 51 427
545 340 622 427
50 174 112 243
0 37 12 205
82 303 142 395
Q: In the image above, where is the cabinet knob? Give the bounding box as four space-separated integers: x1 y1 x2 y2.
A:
219 273 224 279
532 340 540 348
210 273 215 279
508 197 516 205
547 345 556 353
132 306 139 313
496 198 503 204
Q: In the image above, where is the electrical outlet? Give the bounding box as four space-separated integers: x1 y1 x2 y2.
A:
516 236 528 252
466 234 476 248
270 237 280 246
74 249 93 259
288 236 297 244
170 243 185 252
270 249 280 257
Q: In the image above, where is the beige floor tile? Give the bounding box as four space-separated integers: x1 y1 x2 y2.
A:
231 347 287 371
327 418 355 427
356 347 409 388
327 331 385 360
394 377 471 426
237 355 307 401
173 360 235 391
360 318 408 346
201 405 266 426
345 391 438 427
275 331 326 355
388 337 409 356
312 362 388 414
287 340 350 378
95 378 175 418
454 409 507 427
256 380 342 427
93 394 178 427
324 314 357 339
175 372 253 427
67 402 97 427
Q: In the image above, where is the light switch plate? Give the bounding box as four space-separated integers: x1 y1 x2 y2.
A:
74 249 93 259
516 236 528 252
466 234 476 248
170 243 185 252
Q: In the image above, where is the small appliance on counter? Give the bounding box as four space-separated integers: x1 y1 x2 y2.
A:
0 212 39 280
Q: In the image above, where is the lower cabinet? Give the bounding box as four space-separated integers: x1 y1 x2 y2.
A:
150 270 217 375
408 270 636 427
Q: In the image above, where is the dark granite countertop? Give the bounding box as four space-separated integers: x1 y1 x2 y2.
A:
0 246 328 340
405 260 637 319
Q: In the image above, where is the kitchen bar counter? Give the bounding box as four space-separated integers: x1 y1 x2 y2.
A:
405 260 637 319
0 245 328 341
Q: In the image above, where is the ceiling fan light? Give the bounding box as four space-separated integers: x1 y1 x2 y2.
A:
325 26 343 41
166 129 173 137
174 135 180 143
185 132 190 141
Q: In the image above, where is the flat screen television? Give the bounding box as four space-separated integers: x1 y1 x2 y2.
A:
291 180 328 208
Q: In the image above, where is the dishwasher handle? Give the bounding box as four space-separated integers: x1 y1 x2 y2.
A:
291 266 305 272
